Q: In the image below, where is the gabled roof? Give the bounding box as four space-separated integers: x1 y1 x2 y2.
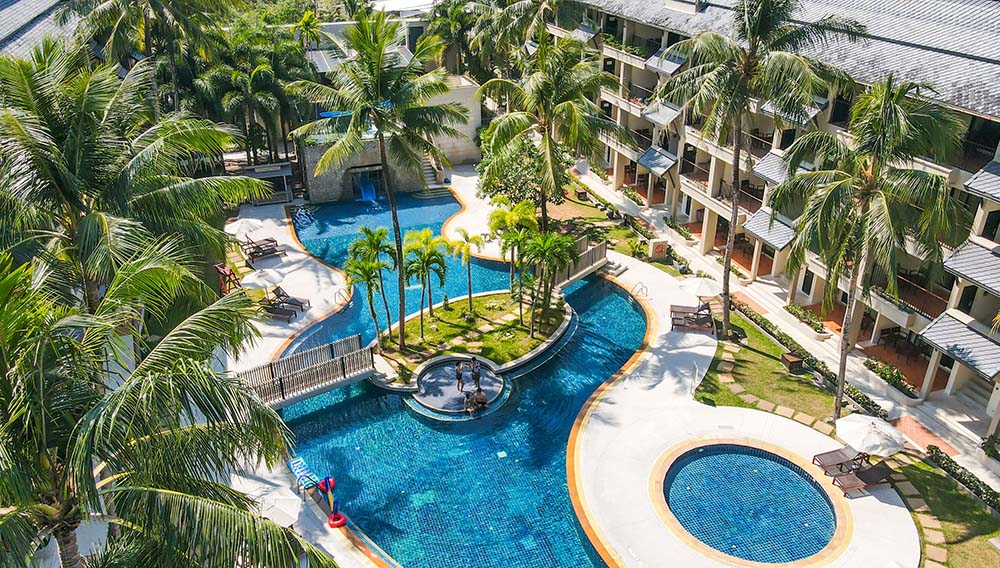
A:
637 145 677 178
641 101 681 127
965 161 1000 203
943 238 1000 298
0 0 76 57
742 207 796 251
918 309 1000 379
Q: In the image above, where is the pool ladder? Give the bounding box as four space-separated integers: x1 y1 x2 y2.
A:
630 281 649 299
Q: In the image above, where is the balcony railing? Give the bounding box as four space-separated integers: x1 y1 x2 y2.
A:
601 33 657 59
680 159 711 192
870 271 949 320
720 182 764 213
745 131 773 158
628 83 656 105
952 139 997 173
630 128 653 151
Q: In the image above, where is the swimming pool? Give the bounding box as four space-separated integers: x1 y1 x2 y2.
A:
286 193 510 352
663 443 836 564
281 277 646 567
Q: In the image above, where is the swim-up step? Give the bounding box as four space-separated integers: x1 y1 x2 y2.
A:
411 187 452 199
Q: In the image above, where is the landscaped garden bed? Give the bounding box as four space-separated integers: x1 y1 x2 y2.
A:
864 358 920 399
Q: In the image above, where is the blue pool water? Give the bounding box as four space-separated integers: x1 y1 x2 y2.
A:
287 193 510 352
282 277 646 567
664 444 836 563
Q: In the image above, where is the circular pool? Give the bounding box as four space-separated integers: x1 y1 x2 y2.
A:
662 443 837 564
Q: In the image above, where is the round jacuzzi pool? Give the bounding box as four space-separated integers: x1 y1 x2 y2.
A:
662 443 837 564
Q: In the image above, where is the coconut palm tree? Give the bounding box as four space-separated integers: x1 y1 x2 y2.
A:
657 0 864 339
451 228 485 311
770 75 968 420
204 60 280 164
469 0 523 79
403 229 448 339
427 0 476 74
479 36 625 231
0 247 337 568
489 197 539 286
0 41 266 313
288 10 468 350
292 10 324 50
522 231 578 336
349 226 397 341
511 272 536 325
345 257 389 347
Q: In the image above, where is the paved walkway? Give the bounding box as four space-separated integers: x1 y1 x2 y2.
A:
572 252 921 567
577 172 1000 492
442 165 506 261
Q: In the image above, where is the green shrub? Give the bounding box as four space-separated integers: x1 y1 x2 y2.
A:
982 435 1000 461
620 185 645 206
664 216 693 239
784 303 827 334
628 239 646 258
927 445 1000 513
732 300 889 419
624 215 655 240
863 358 919 398
716 255 747 278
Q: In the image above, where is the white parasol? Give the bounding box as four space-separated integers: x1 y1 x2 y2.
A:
679 277 723 298
835 414 907 456
241 269 284 291
259 495 302 528
224 218 264 236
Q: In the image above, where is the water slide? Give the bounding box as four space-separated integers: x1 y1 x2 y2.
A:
358 173 377 202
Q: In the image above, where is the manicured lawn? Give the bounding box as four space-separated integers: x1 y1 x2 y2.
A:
695 312 838 421
381 293 560 376
900 460 1000 568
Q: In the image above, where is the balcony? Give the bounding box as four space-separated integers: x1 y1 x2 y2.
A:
952 139 997 173
679 159 711 192
719 181 764 214
601 34 657 68
745 130 773 158
629 127 653 152
628 83 656 106
871 271 949 320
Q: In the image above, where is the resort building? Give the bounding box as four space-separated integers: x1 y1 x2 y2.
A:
553 0 1000 437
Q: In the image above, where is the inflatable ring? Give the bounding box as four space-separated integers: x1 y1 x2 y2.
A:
327 512 347 528
317 478 336 493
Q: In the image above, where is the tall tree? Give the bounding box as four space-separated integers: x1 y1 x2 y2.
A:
292 10 324 50
479 36 624 231
521 231 577 336
345 257 389 347
488 197 538 287
288 10 468 350
205 60 281 164
0 41 266 313
451 228 485 311
403 229 448 339
657 0 864 339
0 249 337 568
349 226 397 341
427 0 476 74
770 75 968 419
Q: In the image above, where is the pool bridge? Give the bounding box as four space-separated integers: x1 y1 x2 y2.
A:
237 334 376 409
555 238 609 287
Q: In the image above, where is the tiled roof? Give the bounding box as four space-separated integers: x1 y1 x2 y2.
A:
637 145 677 178
965 161 1000 203
641 100 681 127
742 207 796 251
644 47 683 75
574 0 1000 119
0 0 75 57
918 310 1000 379
943 238 1000 297
751 151 790 185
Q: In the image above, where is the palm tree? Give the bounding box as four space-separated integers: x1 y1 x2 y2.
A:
349 226 397 341
657 0 864 339
451 228 485 311
345 257 389 347
511 272 536 325
0 249 337 568
479 36 624 231
288 10 469 350
403 229 448 339
292 10 324 50
427 0 476 74
770 75 968 420
0 42 266 313
469 0 523 79
205 61 280 164
489 197 539 286
522 231 578 336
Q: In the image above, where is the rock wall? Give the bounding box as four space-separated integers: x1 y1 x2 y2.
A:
302 140 422 203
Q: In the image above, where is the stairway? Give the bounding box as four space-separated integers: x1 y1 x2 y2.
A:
955 376 994 413
422 156 445 190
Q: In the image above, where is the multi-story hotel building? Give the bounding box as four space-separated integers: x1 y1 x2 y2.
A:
551 0 1000 437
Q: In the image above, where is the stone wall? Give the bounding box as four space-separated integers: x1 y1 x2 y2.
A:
302 140 422 203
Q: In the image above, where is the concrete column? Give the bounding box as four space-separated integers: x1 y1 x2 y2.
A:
987 400 1000 437
669 181 681 219
869 312 887 345
920 350 943 399
772 247 789 279
645 172 654 207
948 278 968 310
787 268 803 305
749 239 763 282
612 151 626 189
945 362 975 396
707 156 723 198
700 209 717 254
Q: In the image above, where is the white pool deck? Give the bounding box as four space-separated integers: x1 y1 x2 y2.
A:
224 172 921 568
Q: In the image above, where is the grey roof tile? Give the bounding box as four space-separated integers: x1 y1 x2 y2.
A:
918 310 1000 379
965 161 1000 202
943 238 1000 297
0 1 75 57
742 207 796 251
751 151 790 185
641 100 681 127
637 145 677 178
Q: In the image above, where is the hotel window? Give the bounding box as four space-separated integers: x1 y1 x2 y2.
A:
829 93 852 127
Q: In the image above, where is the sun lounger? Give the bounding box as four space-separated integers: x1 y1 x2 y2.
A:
274 286 311 311
287 457 320 492
241 236 278 251
813 445 868 474
832 461 893 495
260 301 296 322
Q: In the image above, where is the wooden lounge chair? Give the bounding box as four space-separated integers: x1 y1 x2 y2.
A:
240 235 278 251
260 300 296 322
832 461 893 495
274 286 311 311
813 445 868 474
246 242 287 264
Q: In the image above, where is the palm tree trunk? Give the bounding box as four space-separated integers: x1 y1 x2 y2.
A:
508 248 514 290
368 292 383 348
721 117 743 339
529 266 542 337
379 133 407 349
517 282 524 325
55 524 83 568
539 193 549 232
419 278 426 339
427 276 435 317
143 17 159 120
167 35 181 112
244 112 253 164
467 261 474 311
378 271 393 341
834 264 863 420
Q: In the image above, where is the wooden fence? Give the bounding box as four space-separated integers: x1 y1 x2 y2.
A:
555 240 609 285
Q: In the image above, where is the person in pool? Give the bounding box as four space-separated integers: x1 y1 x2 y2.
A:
455 362 465 393
470 357 481 390
473 388 488 410
464 391 475 413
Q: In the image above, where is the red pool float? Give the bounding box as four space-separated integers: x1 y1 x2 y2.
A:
327 512 347 528
317 477 336 493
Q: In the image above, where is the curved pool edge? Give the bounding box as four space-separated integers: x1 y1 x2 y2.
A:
566 271 659 568
648 438 853 568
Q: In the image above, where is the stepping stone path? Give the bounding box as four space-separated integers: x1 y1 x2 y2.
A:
756 400 775 412
894 481 919 496
449 337 465 346
720 352 736 362
775 405 795 418
727 383 745 394
500 313 518 323
738 393 758 404
717 373 735 384
478 324 495 333
793 412 816 426
723 343 741 354
812 422 834 435
717 361 735 373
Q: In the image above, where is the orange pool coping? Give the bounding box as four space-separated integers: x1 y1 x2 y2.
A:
648 438 853 568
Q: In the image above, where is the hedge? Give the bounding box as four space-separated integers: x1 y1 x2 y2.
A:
620 185 645 206
863 358 919 399
784 303 827 333
732 300 889 419
926 445 1000 513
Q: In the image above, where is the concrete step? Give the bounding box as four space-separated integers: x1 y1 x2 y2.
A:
955 379 991 413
